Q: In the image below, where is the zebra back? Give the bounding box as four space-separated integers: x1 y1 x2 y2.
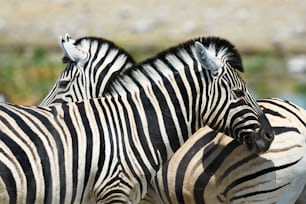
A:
151 98 306 204
40 34 135 106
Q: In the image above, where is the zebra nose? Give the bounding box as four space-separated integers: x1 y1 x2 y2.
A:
245 133 272 154
260 128 274 143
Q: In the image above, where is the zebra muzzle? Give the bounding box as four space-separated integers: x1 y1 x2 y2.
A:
245 126 274 154
244 113 274 154
245 133 270 154
258 113 275 142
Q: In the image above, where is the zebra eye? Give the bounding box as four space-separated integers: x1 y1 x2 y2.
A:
233 89 245 98
58 80 70 89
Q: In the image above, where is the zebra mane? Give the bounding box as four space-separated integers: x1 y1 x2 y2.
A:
107 36 244 95
122 36 243 76
62 36 136 66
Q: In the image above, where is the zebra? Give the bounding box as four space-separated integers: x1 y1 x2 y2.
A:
40 33 135 106
42 34 274 154
0 36 274 203
151 98 306 204
43 34 306 204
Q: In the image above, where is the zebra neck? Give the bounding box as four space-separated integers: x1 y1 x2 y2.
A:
85 55 134 98
118 77 204 163
104 54 210 162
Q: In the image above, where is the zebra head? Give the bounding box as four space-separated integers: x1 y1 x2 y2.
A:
39 34 135 106
194 38 274 154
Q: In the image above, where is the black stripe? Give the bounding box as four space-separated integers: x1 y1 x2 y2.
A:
0 105 56 203
273 126 300 135
50 107 68 203
200 70 217 126
19 106 68 204
158 162 172 204
187 59 200 132
149 70 183 154
93 46 112 96
92 100 106 184
167 53 190 121
207 80 225 127
160 53 192 140
126 91 157 177
98 164 124 199
77 101 93 202
222 158 302 197
174 130 217 203
61 103 78 203
95 51 123 97
0 149 17 204
194 140 241 204
259 99 306 127
95 99 116 197
230 183 290 202
0 129 36 203
262 107 285 118
92 42 109 78
86 41 95 96
115 96 144 193
218 152 257 184
174 53 199 130
102 58 130 96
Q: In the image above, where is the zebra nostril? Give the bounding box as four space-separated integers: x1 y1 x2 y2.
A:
260 128 274 142
266 132 274 141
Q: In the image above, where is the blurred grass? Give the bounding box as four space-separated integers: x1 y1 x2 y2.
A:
0 46 304 106
0 47 63 105
242 52 305 99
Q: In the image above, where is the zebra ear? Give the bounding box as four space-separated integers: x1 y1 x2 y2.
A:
58 33 88 66
194 41 222 75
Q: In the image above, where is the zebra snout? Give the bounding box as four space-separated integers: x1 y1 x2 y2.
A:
245 131 273 154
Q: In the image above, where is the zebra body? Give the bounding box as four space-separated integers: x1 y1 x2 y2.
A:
0 37 274 203
152 98 306 204
0 99 157 203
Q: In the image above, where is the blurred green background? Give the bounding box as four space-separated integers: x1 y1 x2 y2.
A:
0 0 305 107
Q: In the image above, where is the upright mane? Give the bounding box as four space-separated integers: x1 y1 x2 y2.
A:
62 36 136 66
107 36 244 96
126 36 242 74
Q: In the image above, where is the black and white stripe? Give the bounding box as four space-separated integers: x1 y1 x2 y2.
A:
0 36 273 203
40 36 303 203
151 98 306 204
43 35 274 154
